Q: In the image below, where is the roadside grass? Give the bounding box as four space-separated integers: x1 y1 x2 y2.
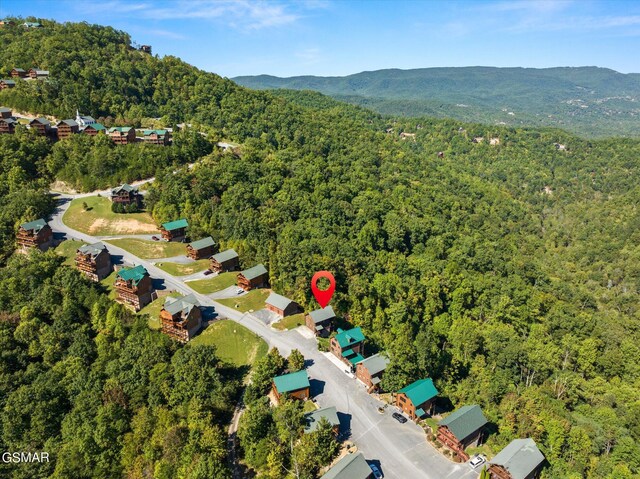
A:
105 238 186 259
218 289 270 312
63 196 158 236
54 239 85 265
156 259 210 276
187 272 237 294
138 291 180 329
272 312 306 331
189 320 268 367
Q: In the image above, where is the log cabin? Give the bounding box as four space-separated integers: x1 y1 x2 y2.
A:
303 406 340 435
437 405 488 461
142 129 169 145
396 378 438 420
75 242 111 281
107 126 136 145
488 438 545 479
265 292 300 318
160 218 188 242
160 294 202 343
28 68 49 79
186 236 216 260
319 452 373 479
111 184 143 207
0 107 12 119
305 305 335 337
114 265 153 311
0 79 16 89
330 327 365 367
272 370 310 402
209 248 239 273
56 119 79 139
16 218 52 251
82 123 105 136
0 117 17 134
355 353 390 393
237 264 268 291
11 68 27 78
29 117 51 136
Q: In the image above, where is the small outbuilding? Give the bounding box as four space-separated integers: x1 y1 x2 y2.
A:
265 292 300 318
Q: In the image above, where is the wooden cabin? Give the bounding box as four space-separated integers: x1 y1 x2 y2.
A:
437 405 488 461
107 126 136 145
488 438 545 479
11 68 27 79
82 123 106 136
56 119 79 139
29 117 51 136
319 452 373 479
114 265 153 311
28 69 49 79
0 79 16 89
209 248 239 273
237 264 268 291
330 327 365 367
160 294 202 343
186 236 216 260
140 45 152 54
0 20 16 27
396 378 438 421
356 353 390 393
303 406 340 435
142 129 169 145
0 117 17 135
265 292 300 318
110 184 142 207
0 107 12 119
75 242 111 281
272 370 310 402
306 306 335 337
160 218 188 242
16 218 52 251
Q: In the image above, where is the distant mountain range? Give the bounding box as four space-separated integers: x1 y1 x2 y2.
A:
233 66 640 138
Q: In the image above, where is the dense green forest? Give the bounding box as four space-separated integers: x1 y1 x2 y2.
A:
1 18 640 479
233 66 640 138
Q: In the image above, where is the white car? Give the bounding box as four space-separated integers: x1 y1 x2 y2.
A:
469 455 486 468
369 463 383 479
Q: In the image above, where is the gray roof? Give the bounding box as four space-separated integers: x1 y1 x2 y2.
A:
189 236 215 250
308 305 335 323
211 248 238 263
358 353 390 376
30 117 50 126
304 406 340 434
266 292 295 311
490 438 545 479
241 264 268 280
0 80 16 85
78 242 107 258
164 293 200 316
438 405 487 441
58 119 78 127
112 183 137 194
320 452 372 479
2 118 17 124
0 107 11 113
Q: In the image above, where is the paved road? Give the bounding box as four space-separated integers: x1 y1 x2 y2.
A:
49 193 478 479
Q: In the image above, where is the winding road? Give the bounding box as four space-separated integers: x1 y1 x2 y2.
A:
49 193 477 479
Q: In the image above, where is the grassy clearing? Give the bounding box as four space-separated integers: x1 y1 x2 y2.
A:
189 320 268 367
99 270 119 299
272 312 306 331
54 239 86 265
138 291 181 329
105 238 186 259
218 289 270 312
188 272 237 294
156 259 210 276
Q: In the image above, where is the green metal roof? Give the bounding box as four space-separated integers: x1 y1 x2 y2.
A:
241 264 268 280
107 126 132 133
20 218 47 232
415 408 426 417
348 353 365 365
86 123 106 131
320 452 372 479
116 265 148 285
273 370 310 394
161 218 188 231
304 406 340 434
398 378 438 407
211 248 238 263
334 327 365 348
189 236 215 250
438 405 488 441
490 438 545 479
143 129 167 136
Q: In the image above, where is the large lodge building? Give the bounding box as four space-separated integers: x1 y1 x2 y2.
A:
160 294 202 343
111 184 143 207
114 265 153 311
75 242 112 281
16 218 53 252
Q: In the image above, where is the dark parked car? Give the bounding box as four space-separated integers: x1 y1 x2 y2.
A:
392 412 407 423
203 269 213 276
151 236 159 241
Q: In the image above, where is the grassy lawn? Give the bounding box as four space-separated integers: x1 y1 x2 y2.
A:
218 289 270 312
188 272 237 294
189 320 268 367
105 238 186 259
272 312 306 331
63 196 159 236
138 291 180 329
54 239 86 265
156 259 210 276
100 270 119 299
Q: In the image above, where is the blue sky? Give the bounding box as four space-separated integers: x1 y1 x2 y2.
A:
2 0 640 77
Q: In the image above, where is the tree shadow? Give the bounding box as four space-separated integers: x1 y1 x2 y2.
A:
304 358 315 368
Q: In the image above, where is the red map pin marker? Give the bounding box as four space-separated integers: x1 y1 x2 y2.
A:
311 271 335 308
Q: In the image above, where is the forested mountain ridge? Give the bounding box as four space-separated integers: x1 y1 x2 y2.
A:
233 66 640 138
0 18 639 479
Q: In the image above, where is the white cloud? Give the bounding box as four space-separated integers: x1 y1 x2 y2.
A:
295 47 322 64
